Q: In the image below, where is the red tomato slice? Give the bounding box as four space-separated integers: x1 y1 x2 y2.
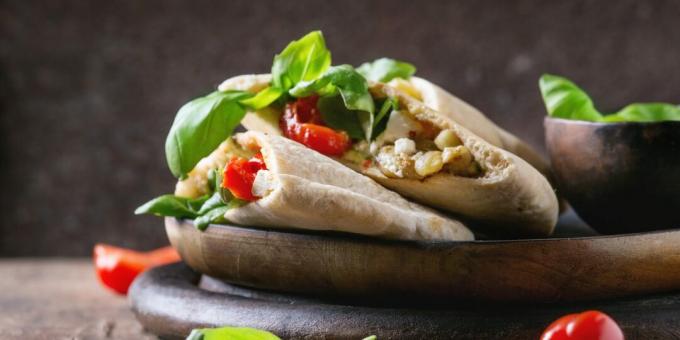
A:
294 123 351 156
223 154 267 201
541 310 624 340
93 244 180 295
280 96 351 156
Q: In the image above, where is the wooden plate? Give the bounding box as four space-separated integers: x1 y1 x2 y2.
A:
128 263 680 339
165 214 680 303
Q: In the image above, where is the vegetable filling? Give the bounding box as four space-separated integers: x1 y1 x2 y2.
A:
363 110 481 180
222 153 267 201
279 96 351 156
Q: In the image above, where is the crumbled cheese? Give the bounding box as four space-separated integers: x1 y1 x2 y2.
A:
251 170 276 198
394 138 416 155
375 148 404 178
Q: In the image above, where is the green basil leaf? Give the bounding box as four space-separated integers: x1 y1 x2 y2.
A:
186 327 281 340
374 97 396 128
602 103 680 122
271 31 331 91
357 58 416 82
196 192 224 215
539 74 603 122
165 91 251 179
317 94 365 139
134 194 209 218
540 74 680 123
194 205 229 231
290 65 375 139
371 97 397 140
240 86 285 110
362 336 378 340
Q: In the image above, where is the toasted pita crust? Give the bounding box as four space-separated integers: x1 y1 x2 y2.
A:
219 74 558 237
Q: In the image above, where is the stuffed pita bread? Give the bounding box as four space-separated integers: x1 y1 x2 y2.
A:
220 74 558 237
174 131 474 241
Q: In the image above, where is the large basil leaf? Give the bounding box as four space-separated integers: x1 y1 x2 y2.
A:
134 194 209 218
165 91 251 179
539 74 680 123
290 65 375 139
539 74 602 121
357 58 416 82
271 31 331 91
186 327 281 340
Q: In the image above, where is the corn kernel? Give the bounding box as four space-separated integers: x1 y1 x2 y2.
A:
442 146 473 174
434 129 462 150
414 151 444 177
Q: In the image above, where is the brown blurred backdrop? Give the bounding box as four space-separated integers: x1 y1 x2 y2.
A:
1 1 679 256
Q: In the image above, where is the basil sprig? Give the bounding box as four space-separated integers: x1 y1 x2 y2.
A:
186 327 281 340
291 65 375 139
139 31 419 227
185 326 376 340
540 74 680 123
357 58 416 82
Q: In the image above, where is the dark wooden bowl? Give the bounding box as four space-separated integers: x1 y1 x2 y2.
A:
165 217 680 303
545 117 680 234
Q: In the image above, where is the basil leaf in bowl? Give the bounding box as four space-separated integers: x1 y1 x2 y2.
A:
539 74 680 123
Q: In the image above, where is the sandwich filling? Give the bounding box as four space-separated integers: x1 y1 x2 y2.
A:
274 92 483 181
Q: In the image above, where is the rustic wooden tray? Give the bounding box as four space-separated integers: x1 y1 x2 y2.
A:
129 263 680 340
165 214 680 303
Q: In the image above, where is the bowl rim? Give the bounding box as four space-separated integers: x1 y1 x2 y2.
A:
544 116 680 127
171 217 680 248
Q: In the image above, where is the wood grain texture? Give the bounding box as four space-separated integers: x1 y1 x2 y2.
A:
129 262 680 340
166 217 680 303
0 259 155 340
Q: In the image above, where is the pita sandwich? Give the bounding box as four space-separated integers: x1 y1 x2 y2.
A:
174 131 474 241
219 74 559 237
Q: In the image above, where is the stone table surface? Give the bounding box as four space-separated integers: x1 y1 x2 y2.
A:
0 258 156 340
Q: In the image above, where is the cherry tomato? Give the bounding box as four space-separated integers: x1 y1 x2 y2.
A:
292 123 351 156
280 96 351 156
223 154 267 201
94 244 181 295
541 310 624 340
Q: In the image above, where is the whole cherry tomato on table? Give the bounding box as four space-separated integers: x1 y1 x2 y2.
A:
541 310 624 340
94 244 181 295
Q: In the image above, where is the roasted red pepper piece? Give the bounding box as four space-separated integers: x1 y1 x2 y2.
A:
280 96 350 156
223 153 267 201
541 310 624 340
94 244 181 295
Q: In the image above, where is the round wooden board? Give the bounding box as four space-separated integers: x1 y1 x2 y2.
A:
165 215 680 303
129 263 680 340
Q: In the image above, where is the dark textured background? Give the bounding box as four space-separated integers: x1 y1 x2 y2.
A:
1 1 679 256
